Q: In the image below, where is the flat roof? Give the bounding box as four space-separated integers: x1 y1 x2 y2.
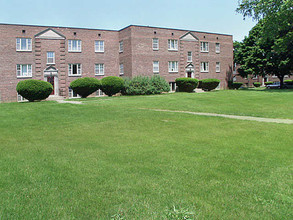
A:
0 23 232 36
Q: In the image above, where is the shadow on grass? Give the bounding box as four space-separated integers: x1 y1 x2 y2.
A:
239 88 293 93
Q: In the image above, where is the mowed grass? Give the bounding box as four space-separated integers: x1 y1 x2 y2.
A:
0 90 292 219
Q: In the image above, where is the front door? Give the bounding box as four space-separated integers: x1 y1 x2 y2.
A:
47 76 55 95
187 72 192 78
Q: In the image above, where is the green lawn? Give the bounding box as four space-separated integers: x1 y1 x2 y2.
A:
0 90 292 219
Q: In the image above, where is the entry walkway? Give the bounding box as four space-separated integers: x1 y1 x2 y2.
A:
142 108 293 125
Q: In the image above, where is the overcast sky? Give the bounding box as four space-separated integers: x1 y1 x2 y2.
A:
0 0 256 41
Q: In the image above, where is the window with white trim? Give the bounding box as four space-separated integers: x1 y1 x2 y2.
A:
47 52 55 64
187 51 192 62
68 64 82 76
120 63 124 75
95 40 104 52
168 61 178 72
169 82 176 91
200 62 209 72
253 75 258 79
17 93 28 102
96 89 104 97
95 64 104 75
153 61 159 73
168 39 178 51
16 38 32 51
216 62 221 73
200 42 209 52
216 43 220 53
153 38 159 50
16 64 32 77
68 40 81 52
119 41 123 52
68 87 80 98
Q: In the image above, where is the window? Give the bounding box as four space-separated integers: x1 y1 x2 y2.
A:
96 89 104 97
216 43 220 53
119 41 123 52
168 61 178 72
272 74 278 78
16 38 32 51
153 38 159 50
68 87 80 98
200 42 209 52
253 75 258 79
120 63 124 75
153 61 159 73
95 40 104 52
216 62 221 73
17 93 28 102
168 39 178 51
47 52 55 64
68 64 82 76
200 62 209 72
68 40 81 52
169 82 176 91
95 64 104 75
16 64 32 77
187 51 192 62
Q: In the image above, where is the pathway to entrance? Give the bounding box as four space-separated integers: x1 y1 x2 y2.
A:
141 108 293 124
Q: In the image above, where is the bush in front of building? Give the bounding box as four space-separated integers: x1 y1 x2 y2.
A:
122 75 169 95
265 81 274 86
284 80 293 85
16 79 53 102
101 76 124 96
175 78 199 92
232 82 243 90
70 77 101 98
201 79 221 91
253 82 261 87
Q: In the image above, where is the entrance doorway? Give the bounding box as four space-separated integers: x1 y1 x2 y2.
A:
47 76 55 95
187 72 192 78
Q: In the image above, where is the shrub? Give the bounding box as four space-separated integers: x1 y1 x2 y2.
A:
201 79 221 91
253 82 261 87
70 77 101 98
232 82 243 90
175 78 199 92
265 81 274 86
122 75 169 95
228 80 234 89
16 79 53 102
284 80 293 85
101 76 124 96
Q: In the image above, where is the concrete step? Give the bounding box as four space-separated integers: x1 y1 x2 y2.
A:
46 95 65 101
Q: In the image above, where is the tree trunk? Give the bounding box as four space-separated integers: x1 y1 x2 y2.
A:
279 75 284 89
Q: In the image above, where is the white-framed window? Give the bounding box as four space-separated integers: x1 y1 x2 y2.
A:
272 74 278 78
17 93 28 102
68 40 81 52
200 42 209 52
16 64 32 77
119 41 123 53
216 43 220 53
96 89 104 97
95 40 104 52
95 63 104 75
200 62 209 72
168 61 178 72
253 75 258 79
120 63 124 75
168 39 178 51
47 52 55 64
187 51 192 62
68 64 82 76
216 62 221 73
68 87 80 98
153 61 159 73
169 82 176 91
153 38 159 50
16 38 32 51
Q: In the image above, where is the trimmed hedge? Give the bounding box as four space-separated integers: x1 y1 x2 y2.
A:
265 81 273 86
16 79 53 102
70 77 101 98
122 75 169 95
253 82 261 87
101 76 124 96
284 80 293 85
175 78 199 92
201 79 221 91
232 82 243 90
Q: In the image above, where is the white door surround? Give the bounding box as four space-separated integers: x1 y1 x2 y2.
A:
185 63 195 78
44 66 59 96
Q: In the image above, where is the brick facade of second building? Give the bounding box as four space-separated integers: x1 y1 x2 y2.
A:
0 24 233 102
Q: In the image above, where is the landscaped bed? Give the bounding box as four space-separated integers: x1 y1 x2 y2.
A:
0 90 292 219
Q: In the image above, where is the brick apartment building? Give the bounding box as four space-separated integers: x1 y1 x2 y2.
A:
0 23 233 102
